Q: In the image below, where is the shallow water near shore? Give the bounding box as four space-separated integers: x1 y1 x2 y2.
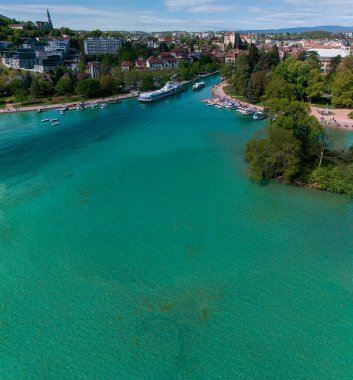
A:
1 76 353 379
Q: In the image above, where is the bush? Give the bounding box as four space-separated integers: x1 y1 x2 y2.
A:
348 111 353 120
310 164 353 195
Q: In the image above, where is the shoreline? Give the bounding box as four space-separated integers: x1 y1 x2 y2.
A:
0 92 139 115
212 81 353 132
0 71 219 116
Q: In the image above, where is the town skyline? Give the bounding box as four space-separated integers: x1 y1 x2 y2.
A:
1 0 353 32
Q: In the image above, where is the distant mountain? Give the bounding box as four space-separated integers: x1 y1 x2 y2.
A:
240 26 353 34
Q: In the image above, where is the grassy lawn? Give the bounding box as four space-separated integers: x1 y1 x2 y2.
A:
16 96 84 108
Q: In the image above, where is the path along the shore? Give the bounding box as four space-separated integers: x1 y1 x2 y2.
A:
212 81 353 132
0 92 139 115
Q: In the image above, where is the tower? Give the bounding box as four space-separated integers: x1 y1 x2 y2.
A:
47 9 53 29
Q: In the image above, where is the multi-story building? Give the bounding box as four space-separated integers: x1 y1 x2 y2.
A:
2 49 36 69
45 39 70 54
146 55 178 70
224 32 236 48
308 41 353 75
34 55 62 73
1 37 70 72
83 37 122 55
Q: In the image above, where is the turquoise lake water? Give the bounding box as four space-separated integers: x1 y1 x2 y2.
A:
1 75 353 379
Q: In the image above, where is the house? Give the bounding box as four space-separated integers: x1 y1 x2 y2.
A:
169 49 189 60
121 61 131 71
135 58 147 70
9 24 30 30
225 50 239 64
146 57 164 70
158 37 173 44
212 51 226 63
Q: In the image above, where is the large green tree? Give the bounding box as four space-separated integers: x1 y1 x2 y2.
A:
330 70 353 107
75 78 101 97
55 77 74 96
246 126 301 181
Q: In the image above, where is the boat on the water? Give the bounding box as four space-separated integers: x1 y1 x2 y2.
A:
51 121 60 126
138 81 185 102
41 118 50 122
192 82 206 90
253 111 268 120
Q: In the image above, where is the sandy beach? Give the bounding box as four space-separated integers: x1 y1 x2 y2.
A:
212 81 353 132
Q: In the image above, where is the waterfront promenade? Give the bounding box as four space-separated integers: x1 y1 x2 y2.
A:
0 92 139 115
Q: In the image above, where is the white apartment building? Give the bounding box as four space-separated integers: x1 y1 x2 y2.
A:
84 37 122 55
224 32 236 48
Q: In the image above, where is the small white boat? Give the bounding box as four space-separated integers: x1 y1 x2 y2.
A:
99 103 107 109
41 118 50 122
51 121 60 126
50 118 59 122
253 112 268 120
192 82 206 90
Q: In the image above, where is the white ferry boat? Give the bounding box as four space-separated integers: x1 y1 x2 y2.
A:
192 81 206 90
138 81 185 102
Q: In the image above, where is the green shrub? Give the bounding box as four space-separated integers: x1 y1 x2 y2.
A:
310 164 353 195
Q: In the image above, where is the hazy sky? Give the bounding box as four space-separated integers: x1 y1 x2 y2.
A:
1 0 353 31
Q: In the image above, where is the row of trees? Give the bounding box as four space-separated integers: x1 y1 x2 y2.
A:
0 66 126 103
226 43 353 108
224 45 281 103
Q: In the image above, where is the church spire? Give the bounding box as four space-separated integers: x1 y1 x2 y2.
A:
47 9 52 28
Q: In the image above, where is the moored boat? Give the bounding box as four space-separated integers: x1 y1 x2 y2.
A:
192 82 206 90
138 81 185 102
253 111 268 120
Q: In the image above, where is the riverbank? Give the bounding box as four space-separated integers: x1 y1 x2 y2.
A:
213 81 353 131
0 71 220 116
0 92 139 115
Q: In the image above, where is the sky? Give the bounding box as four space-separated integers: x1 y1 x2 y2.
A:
1 0 353 31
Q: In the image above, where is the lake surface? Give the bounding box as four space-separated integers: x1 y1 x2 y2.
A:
1 76 353 379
